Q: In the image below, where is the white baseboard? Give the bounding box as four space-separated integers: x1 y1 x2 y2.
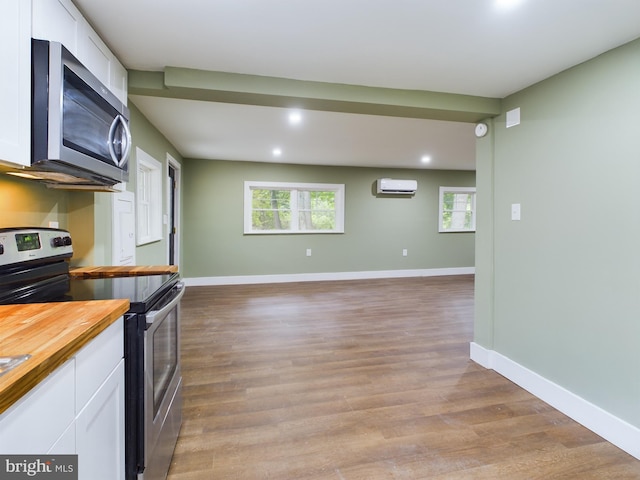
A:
184 267 475 287
470 342 640 460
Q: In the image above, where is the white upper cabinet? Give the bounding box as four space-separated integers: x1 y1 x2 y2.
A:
0 0 31 167
0 0 127 169
32 0 128 105
31 0 81 54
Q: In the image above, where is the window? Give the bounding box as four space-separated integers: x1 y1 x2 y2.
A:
439 186 476 232
136 148 163 245
244 181 345 234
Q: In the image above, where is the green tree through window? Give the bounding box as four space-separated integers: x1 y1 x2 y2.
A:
245 182 345 234
438 186 476 232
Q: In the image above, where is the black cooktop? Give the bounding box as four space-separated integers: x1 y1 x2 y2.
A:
68 273 180 313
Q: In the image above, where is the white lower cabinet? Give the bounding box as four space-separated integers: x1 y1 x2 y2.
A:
48 422 76 455
0 318 125 480
0 359 75 454
76 359 125 480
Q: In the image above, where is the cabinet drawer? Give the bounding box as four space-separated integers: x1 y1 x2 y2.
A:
76 318 124 411
0 360 75 454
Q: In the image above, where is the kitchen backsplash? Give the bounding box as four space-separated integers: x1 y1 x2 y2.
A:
0 174 96 265
0 175 69 228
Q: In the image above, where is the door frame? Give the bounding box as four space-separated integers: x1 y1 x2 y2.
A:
166 153 181 267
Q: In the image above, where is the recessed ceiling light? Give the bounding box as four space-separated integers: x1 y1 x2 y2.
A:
272 147 282 157
495 0 524 8
421 155 431 164
288 111 302 125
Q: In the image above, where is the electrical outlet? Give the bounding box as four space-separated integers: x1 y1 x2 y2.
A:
306 248 312 257
402 249 408 257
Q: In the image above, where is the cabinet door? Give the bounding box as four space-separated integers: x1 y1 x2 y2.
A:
32 0 82 56
78 23 112 91
110 61 129 107
112 190 137 266
48 423 76 454
77 24 128 105
31 0 128 105
76 318 124 410
0 0 31 167
76 360 125 480
0 360 75 454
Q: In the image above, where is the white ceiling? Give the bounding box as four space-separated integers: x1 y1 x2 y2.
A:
74 0 640 170
127 96 477 170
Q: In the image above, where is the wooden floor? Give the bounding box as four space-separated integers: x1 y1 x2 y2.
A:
167 276 640 479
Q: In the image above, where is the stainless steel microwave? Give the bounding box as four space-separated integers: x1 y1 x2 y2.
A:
29 39 131 190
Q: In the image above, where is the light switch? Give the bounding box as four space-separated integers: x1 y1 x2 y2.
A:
511 203 521 221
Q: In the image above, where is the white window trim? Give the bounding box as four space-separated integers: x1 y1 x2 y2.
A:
244 181 345 234
136 148 163 245
438 186 476 233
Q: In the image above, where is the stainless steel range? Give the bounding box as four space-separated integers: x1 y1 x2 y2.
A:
0 227 183 480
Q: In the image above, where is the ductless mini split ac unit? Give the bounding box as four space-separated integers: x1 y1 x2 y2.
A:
376 178 418 195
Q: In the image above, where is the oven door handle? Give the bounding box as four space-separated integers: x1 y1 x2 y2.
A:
145 282 185 327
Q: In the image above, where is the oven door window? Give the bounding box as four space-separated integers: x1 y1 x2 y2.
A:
152 308 178 417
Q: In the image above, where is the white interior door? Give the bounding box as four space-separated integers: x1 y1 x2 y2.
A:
112 190 136 266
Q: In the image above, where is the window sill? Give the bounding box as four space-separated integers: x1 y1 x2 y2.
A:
244 230 344 235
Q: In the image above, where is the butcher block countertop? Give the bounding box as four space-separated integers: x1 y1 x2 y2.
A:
0 299 129 415
69 265 178 278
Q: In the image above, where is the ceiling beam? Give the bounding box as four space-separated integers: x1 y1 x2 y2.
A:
128 68 501 123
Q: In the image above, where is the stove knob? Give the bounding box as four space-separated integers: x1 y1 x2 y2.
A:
0 244 4 255
63 236 72 246
52 237 64 247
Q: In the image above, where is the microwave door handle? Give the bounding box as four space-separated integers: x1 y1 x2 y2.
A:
120 116 132 167
108 114 132 167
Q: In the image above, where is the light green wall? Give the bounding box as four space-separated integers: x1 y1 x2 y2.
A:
473 118 495 348
127 103 183 266
182 159 475 278
92 102 184 266
475 38 640 426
